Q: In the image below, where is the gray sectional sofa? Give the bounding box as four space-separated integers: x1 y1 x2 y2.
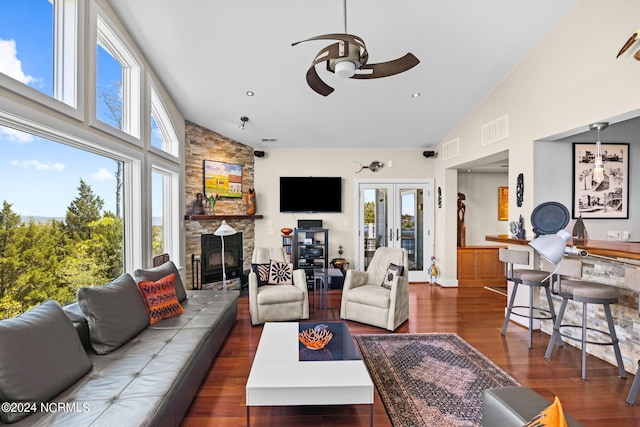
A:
483 386 584 427
0 261 238 427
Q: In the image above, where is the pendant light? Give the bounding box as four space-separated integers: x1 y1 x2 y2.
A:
590 122 608 184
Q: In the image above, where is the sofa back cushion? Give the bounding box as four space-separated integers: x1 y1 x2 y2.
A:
133 261 187 302
0 300 92 424
77 273 150 355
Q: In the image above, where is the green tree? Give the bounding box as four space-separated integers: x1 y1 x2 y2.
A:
65 179 104 240
0 202 22 317
364 201 375 224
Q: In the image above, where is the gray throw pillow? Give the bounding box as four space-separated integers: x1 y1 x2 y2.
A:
77 273 150 355
133 261 187 302
0 300 92 424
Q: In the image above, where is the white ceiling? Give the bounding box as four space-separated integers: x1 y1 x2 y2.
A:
107 0 578 150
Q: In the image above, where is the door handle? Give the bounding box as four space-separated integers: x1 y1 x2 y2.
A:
389 229 393 241
397 228 400 241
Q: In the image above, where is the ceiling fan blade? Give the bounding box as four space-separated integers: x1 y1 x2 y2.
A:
292 33 366 50
616 31 640 58
305 65 334 96
352 53 420 79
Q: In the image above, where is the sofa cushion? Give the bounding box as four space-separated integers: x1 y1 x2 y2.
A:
0 300 92 424
382 263 404 289
251 263 270 286
137 273 185 324
257 285 304 305
345 284 391 309
133 260 187 302
77 273 150 355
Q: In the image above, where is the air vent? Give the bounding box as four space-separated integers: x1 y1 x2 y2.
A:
261 138 278 143
442 138 460 160
481 115 509 146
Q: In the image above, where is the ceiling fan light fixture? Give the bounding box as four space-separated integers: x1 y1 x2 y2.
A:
334 60 358 78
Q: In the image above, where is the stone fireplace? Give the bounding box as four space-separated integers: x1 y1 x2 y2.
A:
184 121 257 289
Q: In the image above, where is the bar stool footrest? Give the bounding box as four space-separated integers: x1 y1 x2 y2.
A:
557 324 619 346
509 305 554 321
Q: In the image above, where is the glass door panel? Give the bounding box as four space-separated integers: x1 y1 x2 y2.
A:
358 181 432 281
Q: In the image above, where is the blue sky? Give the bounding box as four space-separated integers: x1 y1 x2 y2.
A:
0 0 127 218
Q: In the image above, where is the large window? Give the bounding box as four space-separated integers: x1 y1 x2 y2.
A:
0 0 77 107
0 125 124 319
0 0 182 319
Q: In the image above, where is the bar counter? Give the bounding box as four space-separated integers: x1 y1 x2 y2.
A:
485 234 640 375
485 234 640 262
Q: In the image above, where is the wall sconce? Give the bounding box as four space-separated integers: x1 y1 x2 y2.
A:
239 116 249 130
590 122 608 184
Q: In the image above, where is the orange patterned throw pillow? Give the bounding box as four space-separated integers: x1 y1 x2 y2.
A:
523 396 568 427
137 273 185 324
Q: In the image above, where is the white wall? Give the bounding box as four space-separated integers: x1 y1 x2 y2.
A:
433 0 640 285
457 172 509 246
253 148 434 268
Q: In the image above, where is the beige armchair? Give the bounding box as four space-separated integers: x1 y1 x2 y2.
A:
249 247 309 325
340 247 409 331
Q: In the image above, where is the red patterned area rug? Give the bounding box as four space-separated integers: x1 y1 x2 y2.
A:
355 333 520 427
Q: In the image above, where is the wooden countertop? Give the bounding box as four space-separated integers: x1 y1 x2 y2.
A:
485 234 640 261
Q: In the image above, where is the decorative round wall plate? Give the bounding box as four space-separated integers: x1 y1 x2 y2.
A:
531 202 570 236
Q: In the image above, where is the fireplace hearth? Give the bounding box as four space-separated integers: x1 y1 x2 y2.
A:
201 233 243 285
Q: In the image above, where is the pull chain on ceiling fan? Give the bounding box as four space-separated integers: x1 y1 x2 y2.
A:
292 0 420 96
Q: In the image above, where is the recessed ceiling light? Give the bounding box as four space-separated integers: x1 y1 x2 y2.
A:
411 92 421 98
246 91 254 96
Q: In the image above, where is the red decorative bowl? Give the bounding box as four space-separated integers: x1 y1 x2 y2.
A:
281 228 293 236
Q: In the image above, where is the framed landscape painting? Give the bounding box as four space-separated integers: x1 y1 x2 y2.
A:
572 142 628 219
203 160 242 198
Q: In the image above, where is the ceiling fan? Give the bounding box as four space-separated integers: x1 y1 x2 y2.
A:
291 1 420 96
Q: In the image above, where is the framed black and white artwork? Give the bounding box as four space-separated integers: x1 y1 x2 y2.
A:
572 142 629 219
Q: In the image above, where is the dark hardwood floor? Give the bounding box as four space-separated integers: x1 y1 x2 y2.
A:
181 284 640 426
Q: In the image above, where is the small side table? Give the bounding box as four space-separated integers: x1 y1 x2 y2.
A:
313 268 344 317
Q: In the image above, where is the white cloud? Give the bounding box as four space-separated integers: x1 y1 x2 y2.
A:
0 126 35 144
11 160 65 171
0 39 37 85
91 167 114 181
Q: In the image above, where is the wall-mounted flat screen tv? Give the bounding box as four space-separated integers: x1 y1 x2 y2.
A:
279 177 342 213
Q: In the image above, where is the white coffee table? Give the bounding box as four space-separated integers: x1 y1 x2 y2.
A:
245 322 374 426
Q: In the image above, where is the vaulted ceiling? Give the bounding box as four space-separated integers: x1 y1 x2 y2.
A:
108 0 578 149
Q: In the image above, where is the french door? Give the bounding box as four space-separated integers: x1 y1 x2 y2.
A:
355 180 434 282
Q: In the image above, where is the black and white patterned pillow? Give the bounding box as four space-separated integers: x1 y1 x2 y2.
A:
268 261 293 285
251 263 270 286
381 263 404 289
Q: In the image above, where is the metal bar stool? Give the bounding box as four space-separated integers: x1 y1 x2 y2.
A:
499 248 557 349
544 258 626 381
625 267 640 405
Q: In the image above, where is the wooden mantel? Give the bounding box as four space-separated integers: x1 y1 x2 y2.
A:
485 234 640 262
184 214 264 221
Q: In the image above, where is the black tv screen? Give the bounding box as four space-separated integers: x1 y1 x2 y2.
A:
279 177 342 213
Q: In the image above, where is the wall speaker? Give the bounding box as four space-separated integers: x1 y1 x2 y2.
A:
298 219 323 229
423 150 436 158
254 150 265 158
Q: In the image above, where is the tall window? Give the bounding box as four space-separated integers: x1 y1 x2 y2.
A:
150 86 179 156
0 125 124 319
151 170 164 256
95 14 140 138
0 0 77 107
151 165 179 261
